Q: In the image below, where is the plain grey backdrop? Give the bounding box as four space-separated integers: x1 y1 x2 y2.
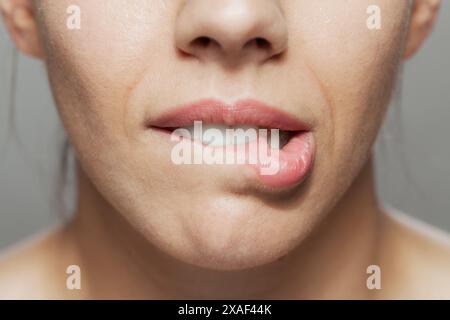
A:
0 4 449 250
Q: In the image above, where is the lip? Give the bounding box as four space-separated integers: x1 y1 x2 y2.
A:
147 98 315 189
147 98 310 131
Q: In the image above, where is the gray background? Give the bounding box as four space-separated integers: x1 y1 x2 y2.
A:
0 4 449 250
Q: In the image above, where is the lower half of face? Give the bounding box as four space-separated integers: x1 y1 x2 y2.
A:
39 0 409 270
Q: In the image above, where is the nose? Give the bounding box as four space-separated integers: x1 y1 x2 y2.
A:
175 0 288 66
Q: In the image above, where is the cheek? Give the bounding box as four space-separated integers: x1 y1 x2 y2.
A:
289 0 409 162
37 3 185 224
39 0 171 149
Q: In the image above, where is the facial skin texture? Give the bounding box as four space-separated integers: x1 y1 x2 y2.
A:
1 0 449 299
31 0 410 271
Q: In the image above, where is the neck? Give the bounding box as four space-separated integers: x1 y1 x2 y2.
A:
66 157 383 299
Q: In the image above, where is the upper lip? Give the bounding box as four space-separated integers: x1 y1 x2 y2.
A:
147 98 310 131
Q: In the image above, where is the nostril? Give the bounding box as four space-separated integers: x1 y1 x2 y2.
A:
244 37 272 51
255 37 271 50
193 36 212 48
190 36 272 54
180 36 219 58
191 36 222 51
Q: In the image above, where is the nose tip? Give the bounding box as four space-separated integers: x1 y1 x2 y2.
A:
175 0 288 65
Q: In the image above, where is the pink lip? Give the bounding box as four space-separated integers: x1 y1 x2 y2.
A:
148 99 315 189
149 99 309 131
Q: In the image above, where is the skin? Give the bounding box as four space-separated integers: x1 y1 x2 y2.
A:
0 0 449 299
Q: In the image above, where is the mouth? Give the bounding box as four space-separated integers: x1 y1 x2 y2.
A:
153 124 297 149
146 99 315 189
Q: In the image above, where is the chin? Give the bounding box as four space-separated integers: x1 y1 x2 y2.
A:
149 201 307 271
176 235 297 271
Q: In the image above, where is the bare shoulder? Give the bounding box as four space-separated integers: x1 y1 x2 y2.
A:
379 208 450 299
0 226 70 299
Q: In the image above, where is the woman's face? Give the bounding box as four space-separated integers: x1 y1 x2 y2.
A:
32 0 410 270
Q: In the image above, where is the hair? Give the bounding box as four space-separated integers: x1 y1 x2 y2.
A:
3 45 72 221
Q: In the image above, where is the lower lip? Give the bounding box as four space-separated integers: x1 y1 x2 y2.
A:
249 131 315 189
152 129 315 190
